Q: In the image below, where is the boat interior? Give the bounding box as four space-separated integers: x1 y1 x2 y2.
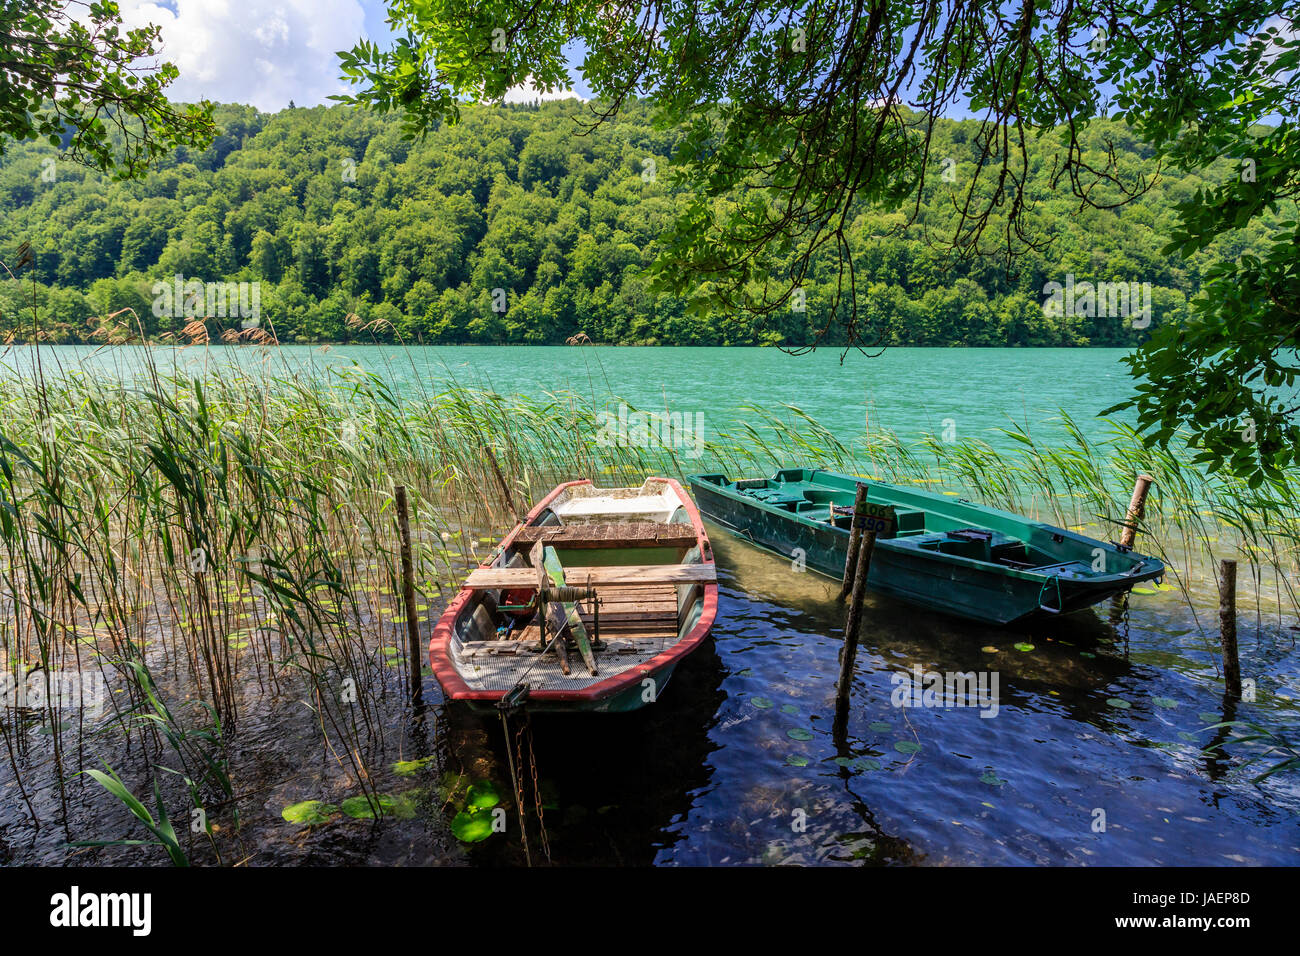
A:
449 480 715 691
700 469 1146 580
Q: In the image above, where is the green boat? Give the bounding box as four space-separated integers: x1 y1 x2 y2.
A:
687 468 1165 626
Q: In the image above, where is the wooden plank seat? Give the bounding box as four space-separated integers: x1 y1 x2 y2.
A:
577 583 679 630
464 563 715 589
512 522 699 548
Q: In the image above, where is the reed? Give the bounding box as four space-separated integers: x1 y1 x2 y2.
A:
0 336 1295 861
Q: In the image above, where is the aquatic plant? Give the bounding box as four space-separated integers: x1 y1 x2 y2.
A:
0 333 1296 861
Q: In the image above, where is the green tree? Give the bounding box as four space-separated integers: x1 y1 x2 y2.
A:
340 1 1299 482
0 0 213 177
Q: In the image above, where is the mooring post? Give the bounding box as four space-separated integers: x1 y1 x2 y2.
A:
394 485 423 703
839 482 869 600
1119 473 1154 549
835 530 877 721
1219 558 1242 698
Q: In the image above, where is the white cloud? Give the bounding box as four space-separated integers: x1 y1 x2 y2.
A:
113 0 367 111
502 77 583 105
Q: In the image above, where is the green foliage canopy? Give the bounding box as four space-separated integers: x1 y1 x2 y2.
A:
0 101 1251 352
337 2 1300 483
0 0 214 178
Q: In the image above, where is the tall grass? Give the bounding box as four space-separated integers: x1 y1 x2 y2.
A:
0 337 1295 861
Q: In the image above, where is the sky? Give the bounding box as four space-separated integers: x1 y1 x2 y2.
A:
111 0 586 112
105 3 1291 116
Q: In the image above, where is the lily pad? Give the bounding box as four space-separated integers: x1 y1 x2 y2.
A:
1079 651 1096 659
853 759 882 772
979 771 1006 787
780 704 799 715
1198 711 1220 724
981 646 999 653
1106 697 1132 710
282 800 338 825
894 740 922 755
869 721 892 733
341 793 396 819
392 756 435 777
1013 642 1034 652
465 781 500 810
451 809 495 842
750 697 773 709
1152 697 1179 709
1177 732 1200 743
786 754 809 767
787 727 814 741
832 756 854 767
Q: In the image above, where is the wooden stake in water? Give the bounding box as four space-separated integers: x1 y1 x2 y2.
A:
836 530 878 717
1109 473 1155 625
1119 474 1154 549
394 485 423 703
839 482 869 600
1219 558 1242 699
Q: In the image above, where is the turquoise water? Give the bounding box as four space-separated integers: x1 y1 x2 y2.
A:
0 344 1138 452
3 343 1298 866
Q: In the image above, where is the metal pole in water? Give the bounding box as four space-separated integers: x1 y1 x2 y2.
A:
836 530 877 721
1219 558 1242 698
839 482 869 600
395 485 423 703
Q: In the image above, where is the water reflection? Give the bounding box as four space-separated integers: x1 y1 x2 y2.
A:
449 519 1300 865
3 520 1297 866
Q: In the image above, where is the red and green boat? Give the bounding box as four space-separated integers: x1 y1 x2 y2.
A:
687 468 1164 626
430 478 717 713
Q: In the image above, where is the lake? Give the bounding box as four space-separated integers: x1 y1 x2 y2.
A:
3 343 1297 867
0 344 1139 454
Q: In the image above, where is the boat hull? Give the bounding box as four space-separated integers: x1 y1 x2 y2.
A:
431 478 716 713
689 469 1164 627
459 663 680 715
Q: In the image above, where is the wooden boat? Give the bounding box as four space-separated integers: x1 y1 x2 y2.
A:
687 468 1164 626
430 478 717 713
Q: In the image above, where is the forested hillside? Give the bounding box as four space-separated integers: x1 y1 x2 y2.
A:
0 99 1272 346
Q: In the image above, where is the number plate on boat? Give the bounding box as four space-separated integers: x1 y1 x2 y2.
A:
862 504 896 537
